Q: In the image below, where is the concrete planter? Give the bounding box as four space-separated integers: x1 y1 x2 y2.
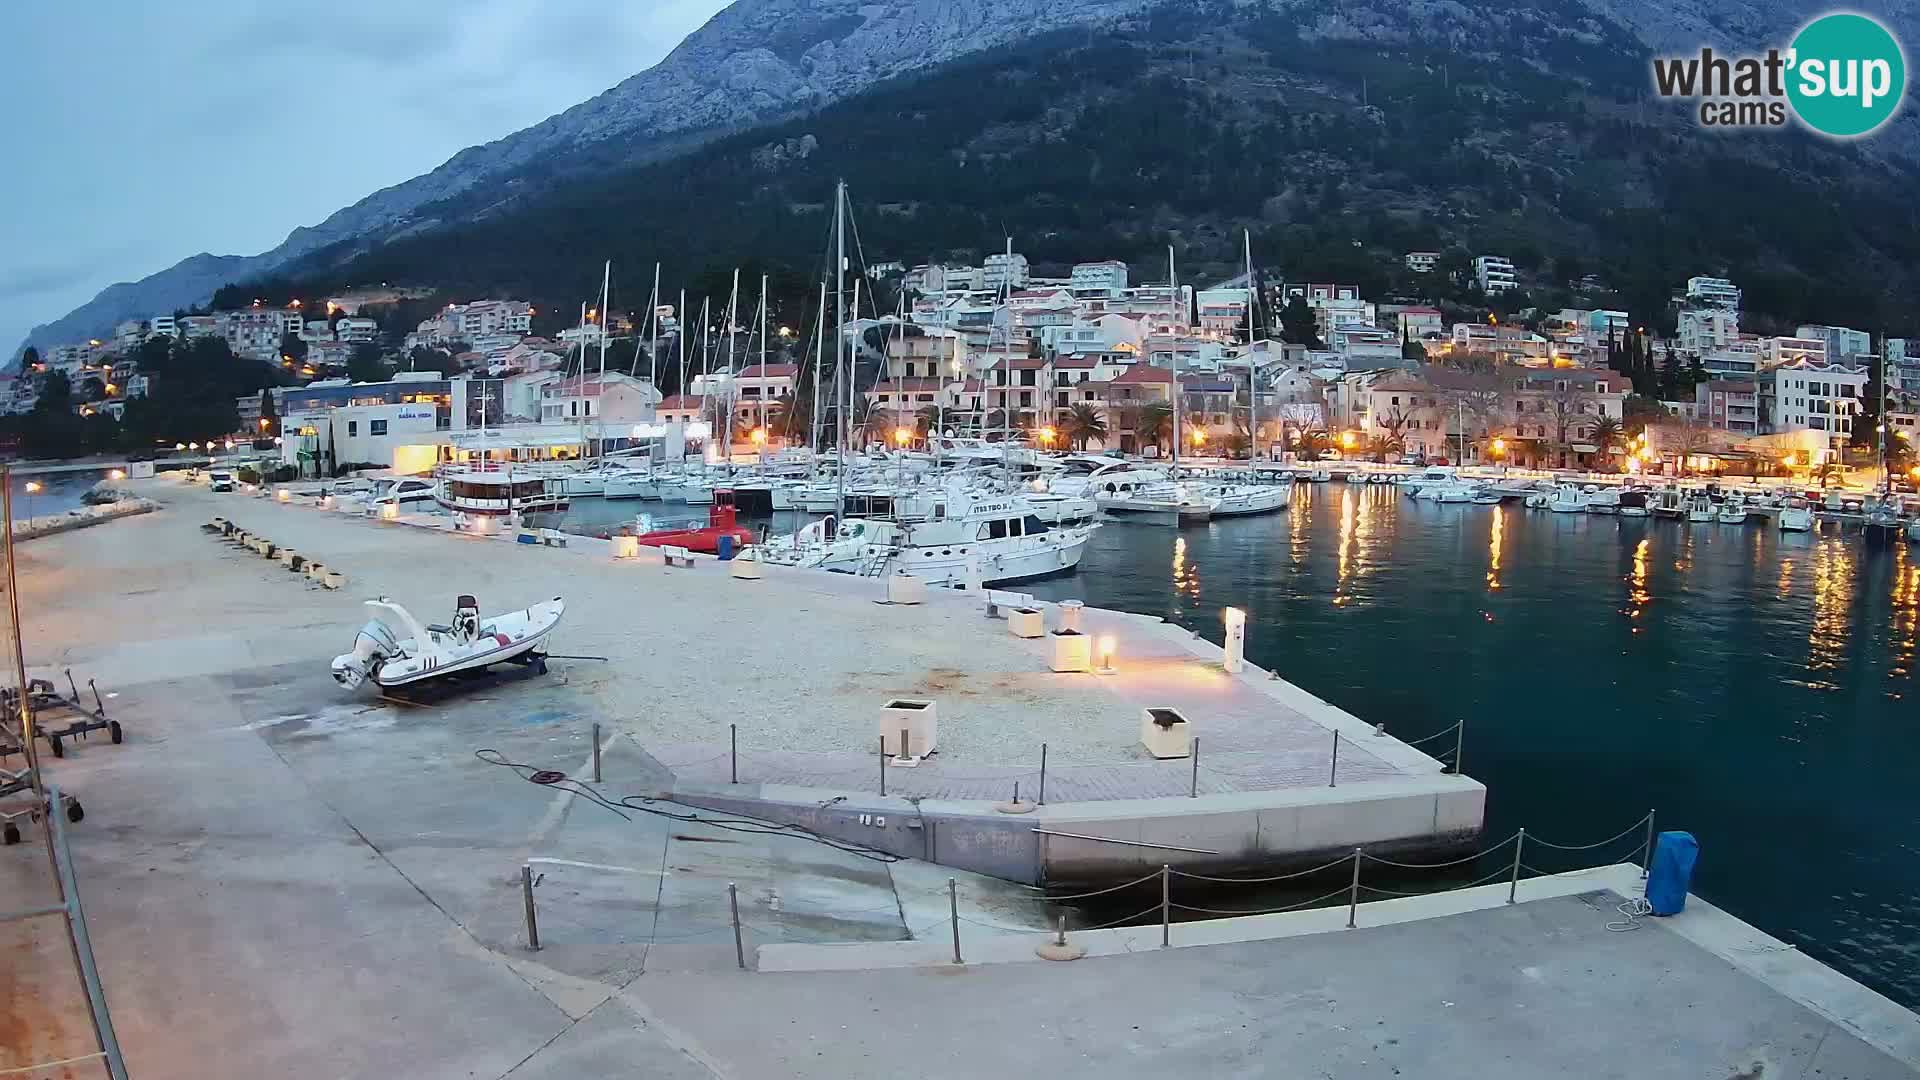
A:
1049 630 1092 673
378 502 401 521
879 698 937 757
322 570 346 590
729 553 763 579
1007 607 1045 639
610 534 640 560
1140 706 1192 759
886 572 926 605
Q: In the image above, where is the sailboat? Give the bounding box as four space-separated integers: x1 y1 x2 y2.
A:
1864 340 1905 548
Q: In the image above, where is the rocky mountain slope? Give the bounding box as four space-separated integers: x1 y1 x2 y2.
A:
22 0 1920 353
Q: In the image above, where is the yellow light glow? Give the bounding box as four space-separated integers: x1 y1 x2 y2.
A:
1039 426 1057 445
189 442 200 450
1491 438 1506 454
1192 429 1207 447
1784 453 1798 467
25 482 42 494
1339 431 1357 449
108 469 125 481
258 418 270 430
750 427 768 445
893 427 912 446
223 440 235 451
174 442 186 451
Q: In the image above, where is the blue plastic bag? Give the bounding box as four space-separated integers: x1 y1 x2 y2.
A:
1646 831 1698 916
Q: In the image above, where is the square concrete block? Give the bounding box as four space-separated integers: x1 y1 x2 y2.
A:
610 534 640 560
1008 607 1045 639
886 573 926 605
729 555 763 579
1140 707 1191 759
879 698 937 757
1049 630 1092 673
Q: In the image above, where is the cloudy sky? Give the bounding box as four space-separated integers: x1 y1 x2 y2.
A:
0 0 729 353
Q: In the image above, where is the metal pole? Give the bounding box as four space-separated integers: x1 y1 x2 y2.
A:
1642 810 1657 878
729 882 746 970
1451 717 1466 775
1508 828 1525 904
1 468 42 795
521 865 540 950
47 787 129 1080
1330 730 1340 787
1038 743 1048 806
591 722 601 783
730 723 738 784
948 878 963 964
1160 864 1171 947
1190 736 1200 798
878 736 886 797
1347 848 1362 928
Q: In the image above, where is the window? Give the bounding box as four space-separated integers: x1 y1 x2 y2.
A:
370 419 388 436
978 519 1009 540
1020 370 1037 387
1023 515 1048 535
1019 391 1033 407
347 420 358 436
1842 384 1856 397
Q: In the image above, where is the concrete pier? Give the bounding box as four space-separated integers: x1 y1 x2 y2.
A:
1 477 1914 1079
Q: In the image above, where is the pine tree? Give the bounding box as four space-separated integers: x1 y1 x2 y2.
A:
1659 343 1682 399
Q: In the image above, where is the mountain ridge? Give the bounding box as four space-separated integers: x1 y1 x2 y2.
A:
21 0 1920 354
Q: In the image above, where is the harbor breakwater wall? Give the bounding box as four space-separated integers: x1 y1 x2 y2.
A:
12 499 157 542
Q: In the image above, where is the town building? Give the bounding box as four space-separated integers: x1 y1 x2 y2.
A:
1795 324 1872 365
1678 308 1739 355
538 371 662 426
982 252 1031 292
1473 256 1517 294
1684 276 1742 310
1396 307 1444 342
1765 360 1866 453
1070 260 1129 293
1694 380 1761 435
1403 251 1439 274
334 317 379 344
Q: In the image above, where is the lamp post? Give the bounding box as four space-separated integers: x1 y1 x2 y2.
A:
24 480 40 529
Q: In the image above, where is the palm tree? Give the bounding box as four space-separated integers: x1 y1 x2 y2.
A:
1137 401 1174 454
1585 415 1623 467
914 404 942 436
770 391 811 447
862 408 899 450
1061 402 1108 450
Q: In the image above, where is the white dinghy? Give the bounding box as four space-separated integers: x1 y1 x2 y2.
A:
332 595 565 691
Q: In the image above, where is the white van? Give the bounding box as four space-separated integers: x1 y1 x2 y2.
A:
208 470 236 493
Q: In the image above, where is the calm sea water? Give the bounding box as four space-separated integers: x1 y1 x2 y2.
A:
7 469 111 521
564 486 1920 1006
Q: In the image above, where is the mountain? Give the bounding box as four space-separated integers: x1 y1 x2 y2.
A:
18 0 1155 356
24 0 1920 354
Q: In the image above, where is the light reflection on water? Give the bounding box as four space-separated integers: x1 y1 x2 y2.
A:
1022 486 1920 1007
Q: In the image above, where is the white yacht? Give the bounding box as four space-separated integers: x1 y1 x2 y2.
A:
370 476 437 509
1203 483 1291 517
1585 488 1620 515
434 465 570 518
762 490 1096 585
1546 484 1587 513
1716 497 1749 524
1685 493 1717 523
1778 496 1815 532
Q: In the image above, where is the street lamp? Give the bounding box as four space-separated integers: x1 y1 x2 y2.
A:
893 426 912 448
1038 425 1057 448
23 480 40 528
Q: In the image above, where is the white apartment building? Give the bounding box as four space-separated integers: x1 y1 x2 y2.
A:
1195 288 1251 334
983 252 1031 292
538 371 662 425
1685 276 1742 310
1397 307 1444 341
1286 284 1375 337
1070 260 1129 292
1678 308 1739 354
1758 335 1826 369
1473 256 1517 293
334 317 379 344
1796 324 1872 364
300 319 336 343
147 314 179 339
113 320 146 351
1404 251 1439 273
1767 361 1866 452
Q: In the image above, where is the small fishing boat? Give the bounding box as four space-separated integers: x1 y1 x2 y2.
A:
632 489 755 554
1716 499 1748 525
1585 488 1620 515
1308 468 1333 483
1685 494 1717 523
332 595 564 691
1546 484 1587 514
1778 497 1815 533
1618 490 1651 518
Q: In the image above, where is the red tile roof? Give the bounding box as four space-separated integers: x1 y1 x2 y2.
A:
1110 365 1175 385
658 394 707 410
735 363 798 378
868 378 944 392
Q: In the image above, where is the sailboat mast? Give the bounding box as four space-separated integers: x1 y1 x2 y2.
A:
721 269 740 461
1169 244 1181 474
1245 229 1258 464
757 274 769 452
812 280 826 458
834 179 848 523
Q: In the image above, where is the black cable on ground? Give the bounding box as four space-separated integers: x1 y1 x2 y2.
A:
475 749 904 863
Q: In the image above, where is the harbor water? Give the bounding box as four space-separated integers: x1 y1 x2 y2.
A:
566 484 1920 1006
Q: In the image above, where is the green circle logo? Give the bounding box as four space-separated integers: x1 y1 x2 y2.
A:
1787 13 1907 137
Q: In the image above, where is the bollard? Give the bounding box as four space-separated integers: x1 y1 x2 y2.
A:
1451 717 1467 775
729 882 746 970
1160 865 1171 948
1036 911 1086 962
1190 736 1200 798
1508 828 1526 904
1038 743 1048 806
1347 848 1362 928
1330 730 1341 787
522 866 540 950
591 722 601 783
1642 810 1657 879
1222 607 1246 673
730 723 738 784
948 878 962 965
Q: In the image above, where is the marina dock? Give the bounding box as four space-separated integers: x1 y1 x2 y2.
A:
3 477 1917 1079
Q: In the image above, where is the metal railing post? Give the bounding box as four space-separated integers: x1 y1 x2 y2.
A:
47 787 129 1080
1038 743 1048 806
1189 737 1200 798
948 878 962 964
1507 828 1525 904
521 865 540 950
1642 810 1657 879
1451 717 1466 775
1347 848 1361 928
1330 730 1340 787
1160 864 1171 948
879 736 886 797
729 882 745 970
730 723 738 784
591 722 601 783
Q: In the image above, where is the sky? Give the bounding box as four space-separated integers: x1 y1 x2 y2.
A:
0 0 730 353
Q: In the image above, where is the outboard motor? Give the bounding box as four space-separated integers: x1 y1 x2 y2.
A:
331 620 402 689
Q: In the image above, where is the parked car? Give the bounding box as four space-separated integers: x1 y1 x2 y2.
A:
207 470 236 492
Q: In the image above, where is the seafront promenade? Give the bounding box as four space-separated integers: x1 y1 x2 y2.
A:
2 478 1917 1078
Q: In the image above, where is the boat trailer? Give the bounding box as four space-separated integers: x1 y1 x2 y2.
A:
0 669 123 760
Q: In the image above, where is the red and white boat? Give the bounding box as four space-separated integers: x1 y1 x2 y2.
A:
630 489 754 554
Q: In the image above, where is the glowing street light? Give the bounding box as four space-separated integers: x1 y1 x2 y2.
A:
1490 438 1506 455
1339 430 1357 450
1192 429 1207 448
750 427 768 445
258 418 270 431
893 427 912 448
1038 426 1057 447
23 481 40 528
108 469 125 481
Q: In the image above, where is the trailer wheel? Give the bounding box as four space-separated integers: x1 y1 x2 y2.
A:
2 823 18 845
109 721 123 745
48 735 63 758
66 801 83 824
